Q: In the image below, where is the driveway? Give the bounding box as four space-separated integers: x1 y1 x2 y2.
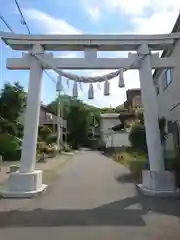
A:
0 150 180 239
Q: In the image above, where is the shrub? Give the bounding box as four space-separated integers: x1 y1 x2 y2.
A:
129 124 147 151
46 133 57 144
37 141 46 153
0 133 20 154
128 158 147 175
47 145 58 158
115 148 147 176
39 125 52 142
62 143 71 152
3 149 21 161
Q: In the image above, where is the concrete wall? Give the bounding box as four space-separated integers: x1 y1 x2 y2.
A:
100 116 130 147
101 117 120 136
105 132 130 148
156 39 180 122
155 39 180 153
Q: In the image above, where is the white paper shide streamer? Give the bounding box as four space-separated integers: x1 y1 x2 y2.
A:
72 81 78 98
104 78 110 96
119 68 125 88
88 83 94 99
56 74 63 92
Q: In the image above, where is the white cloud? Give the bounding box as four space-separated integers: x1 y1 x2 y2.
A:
78 0 180 107
81 0 101 21
24 3 180 107
86 6 101 21
82 0 180 18
132 11 179 35
105 0 150 16
24 8 81 34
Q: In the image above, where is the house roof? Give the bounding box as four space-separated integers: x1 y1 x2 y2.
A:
153 13 180 80
41 104 56 115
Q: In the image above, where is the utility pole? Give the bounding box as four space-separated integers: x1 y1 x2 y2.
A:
60 97 63 145
56 75 62 151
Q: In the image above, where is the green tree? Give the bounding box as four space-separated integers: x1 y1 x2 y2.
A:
115 104 127 113
47 96 101 149
129 123 147 151
0 82 26 122
100 107 116 113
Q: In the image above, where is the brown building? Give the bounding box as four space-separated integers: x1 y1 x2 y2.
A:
20 104 67 131
124 88 142 111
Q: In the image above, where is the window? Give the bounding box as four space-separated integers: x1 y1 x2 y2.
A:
164 69 173 89
46 112 52 121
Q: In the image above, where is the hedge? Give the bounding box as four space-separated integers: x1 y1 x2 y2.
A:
2 149 21 161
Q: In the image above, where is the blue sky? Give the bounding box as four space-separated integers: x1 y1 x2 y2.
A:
0 0 179 107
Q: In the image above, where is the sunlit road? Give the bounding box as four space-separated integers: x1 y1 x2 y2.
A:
0 150 180 239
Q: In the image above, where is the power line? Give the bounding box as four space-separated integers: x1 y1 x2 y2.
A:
13 0 57 87
14 0 31 34
0 15 14 32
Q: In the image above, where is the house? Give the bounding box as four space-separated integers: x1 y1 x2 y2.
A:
125 88 142 111
20 104 67 132
100 113 130 148
100 88 143 148
153 13 180 155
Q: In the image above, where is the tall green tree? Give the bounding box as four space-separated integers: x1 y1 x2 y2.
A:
0 82 26 122
48 95 101 149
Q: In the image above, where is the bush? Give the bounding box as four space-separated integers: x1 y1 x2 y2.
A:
0 133 20 154
128 158 146 175
129 124 147 151
37 141 47 153
115 148 147 176
3 149 21 161
46 133 57 144
62 143 71 152
39 125 52 142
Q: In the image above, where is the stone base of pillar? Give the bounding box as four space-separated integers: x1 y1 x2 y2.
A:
1 170 47 198
137 170 180 197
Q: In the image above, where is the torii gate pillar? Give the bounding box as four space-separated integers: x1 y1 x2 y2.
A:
137 44 178 196
2 44 47 197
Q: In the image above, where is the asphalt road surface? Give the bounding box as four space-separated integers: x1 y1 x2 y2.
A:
0 150 180 239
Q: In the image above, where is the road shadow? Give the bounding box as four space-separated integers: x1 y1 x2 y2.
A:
116 173 137 183
116 173 142 184
0 192 180 228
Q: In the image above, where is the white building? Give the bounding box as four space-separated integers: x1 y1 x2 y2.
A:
154 14 180 156
100 113 130 148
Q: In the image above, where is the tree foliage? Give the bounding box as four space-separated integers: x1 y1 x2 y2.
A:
48 95 101 149
129 123 147 151
0 82 26 122
115 104 128 113
129 113 167 152
38 125 52 142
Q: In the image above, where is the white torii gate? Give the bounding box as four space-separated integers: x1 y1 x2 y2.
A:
1 31 180 197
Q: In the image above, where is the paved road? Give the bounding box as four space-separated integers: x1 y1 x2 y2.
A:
0 150 180 239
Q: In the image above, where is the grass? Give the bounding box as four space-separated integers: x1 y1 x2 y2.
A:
114 147 147 176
